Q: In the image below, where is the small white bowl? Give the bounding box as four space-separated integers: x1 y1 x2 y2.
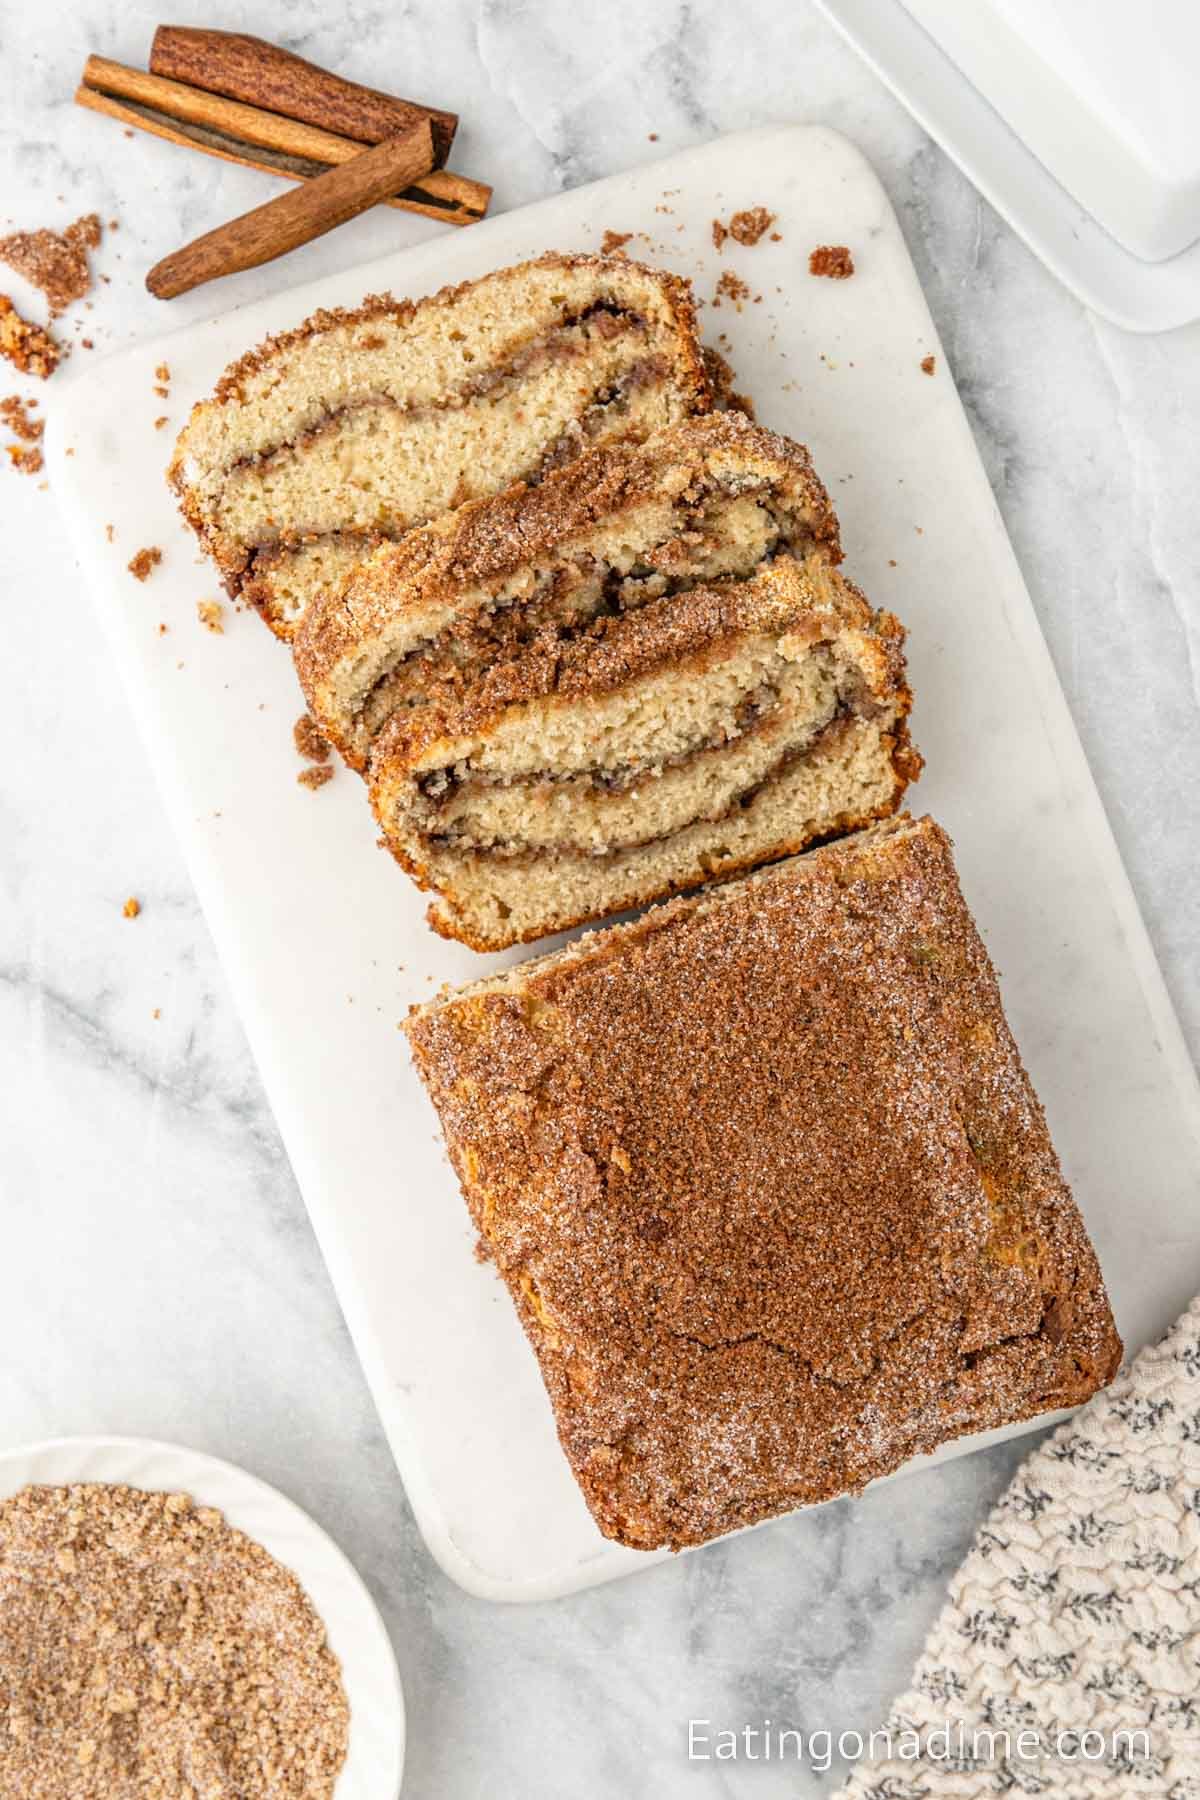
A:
0 1436 404 1797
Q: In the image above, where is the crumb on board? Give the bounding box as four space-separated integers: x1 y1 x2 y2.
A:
711 208 776 252
809 244 855 279
294 713 332 764
729 206 775 246
122 896 141 919
0 296 59 378
105 522 114 542
153 384 168 399
157 622 168 635
0 394 42 440
0 213 101 316
600 230 633 255
6 443 43 475
152 1007 161 1020
648 132 659 141
297 764 334 791
128 546 162 582
920 353 936 375
154 415 168 429
713 269 751 309
155 362 170 382
197 599 224 633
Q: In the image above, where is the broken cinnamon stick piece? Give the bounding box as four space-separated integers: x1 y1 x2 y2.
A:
150 27 457 166
146 120 433 299
75 63 490 226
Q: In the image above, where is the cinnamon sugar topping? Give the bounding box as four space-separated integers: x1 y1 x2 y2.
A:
405 817 1120 1550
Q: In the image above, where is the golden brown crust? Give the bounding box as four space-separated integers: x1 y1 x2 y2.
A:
166 252 713 635
404 816 1121 1549
293 411 842 760
206 252 707 412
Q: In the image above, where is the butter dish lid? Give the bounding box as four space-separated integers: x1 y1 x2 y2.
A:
817 0 1200 331
899 0 1200 263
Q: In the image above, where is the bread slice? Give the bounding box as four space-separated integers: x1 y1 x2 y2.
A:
168 252 711 639
368 553 920 949
294 412 842 771
404 814 1122 1551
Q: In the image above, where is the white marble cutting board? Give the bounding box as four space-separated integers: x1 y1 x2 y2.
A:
46 125 1200 1602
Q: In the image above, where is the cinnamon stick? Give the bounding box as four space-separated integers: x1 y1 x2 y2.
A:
146 120 434 299
150 27 457 166
76 58 490 226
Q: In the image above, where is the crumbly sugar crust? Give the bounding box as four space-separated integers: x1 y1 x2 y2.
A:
405 816 1122 1550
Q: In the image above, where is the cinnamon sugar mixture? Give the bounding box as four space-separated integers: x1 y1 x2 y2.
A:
0 1483 349 1798
0 213 102 316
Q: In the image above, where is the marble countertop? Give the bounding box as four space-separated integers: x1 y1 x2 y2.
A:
2 2 1198 1794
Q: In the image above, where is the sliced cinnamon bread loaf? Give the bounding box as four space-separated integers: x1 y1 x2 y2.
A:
169 253 711 638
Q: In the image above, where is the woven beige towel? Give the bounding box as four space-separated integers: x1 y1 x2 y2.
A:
835 1297 1200 1798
